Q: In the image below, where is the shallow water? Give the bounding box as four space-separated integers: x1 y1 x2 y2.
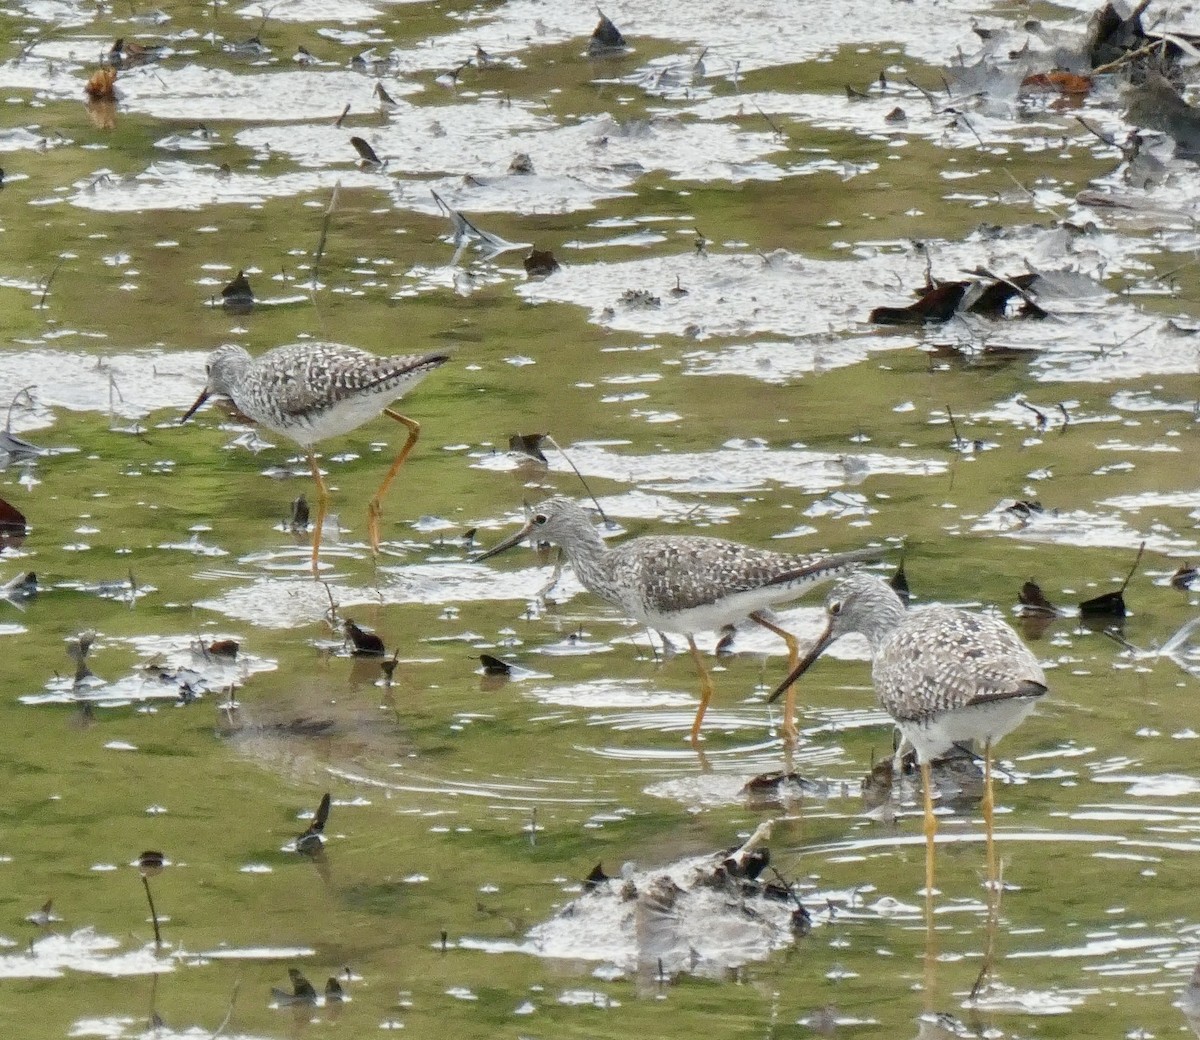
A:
3 0 1200 1037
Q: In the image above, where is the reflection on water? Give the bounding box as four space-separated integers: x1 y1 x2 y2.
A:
3 0 1200 1036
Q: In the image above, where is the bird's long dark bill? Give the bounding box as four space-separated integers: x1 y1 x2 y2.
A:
474 520 537 562
180 387 211 423
766 619 836 704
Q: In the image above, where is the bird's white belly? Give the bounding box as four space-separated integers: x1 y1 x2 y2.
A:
637 588 788 635
900 696 1040 763
253 393 391 448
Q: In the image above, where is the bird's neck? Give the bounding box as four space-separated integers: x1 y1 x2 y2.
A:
558 524 611 594
861 597 907 655
213 350 252 398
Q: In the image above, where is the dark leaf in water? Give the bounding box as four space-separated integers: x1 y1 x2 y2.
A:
508 432 549 463
344 619 385 656
1080 542 1144 618
1171 565 1197 591
791 906 812 935
207 639 239 658
966 272 1043 318
290 494 310 532
277 968 318 1004
137 850 165 874
584 862 610 891
461 527 477 544
588 10 627 54
334 102 350 128
523 248 559 278
889 561 910 604
869 281 968 325
845 83 870 99
350 135 382 165
311 792 331 834
220 269 254 312
479 653 512 676
325 977 347 1002
741 771 806 797
1018 580 1057 614
1005 499 1043 522
884 105 907 123
1079 589 1127 617
1086 0 1152 68
25 898 54 925
375 81 396 105
0 495 28 531
380 649 400 682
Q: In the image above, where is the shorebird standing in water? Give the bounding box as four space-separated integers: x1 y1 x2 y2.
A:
769 572 1047 906
182 342 447 574
476 496 880 746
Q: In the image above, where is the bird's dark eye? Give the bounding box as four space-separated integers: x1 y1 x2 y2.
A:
829 600 843 616
532 513 548 526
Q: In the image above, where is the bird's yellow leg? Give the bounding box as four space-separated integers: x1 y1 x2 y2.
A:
750 611 801 745
972 739 1000 1000
367 409 420 553
921 761 938 912
686 636 715 747
982 739 997 891
308 452 329 577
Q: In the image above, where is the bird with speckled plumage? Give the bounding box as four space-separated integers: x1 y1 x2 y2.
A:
768 571 1047 911
475 496 882 747
182 342 448 574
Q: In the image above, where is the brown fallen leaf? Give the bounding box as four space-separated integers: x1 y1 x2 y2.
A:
869 281 968 325
1021 70 1093 96
85 66 118 100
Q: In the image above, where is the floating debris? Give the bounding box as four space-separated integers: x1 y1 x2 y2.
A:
66 630 96 684
583 862 611 892
1171 565 1198 591
507 432 549 464
272 968 319 1007
295 792 331 855
1079 542 1144 618
344 620 385 657
220 270 255 313
207 639 239 659
136 850 167 947
85 66 118 101
478 653 512 676
0 570 36 603
1018 580 1057 616
289 495 310 533
508 152 534 175
588 10 628 55
25 898 59 927
516 822 806 977
524 248 559 278
350 136 383 167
